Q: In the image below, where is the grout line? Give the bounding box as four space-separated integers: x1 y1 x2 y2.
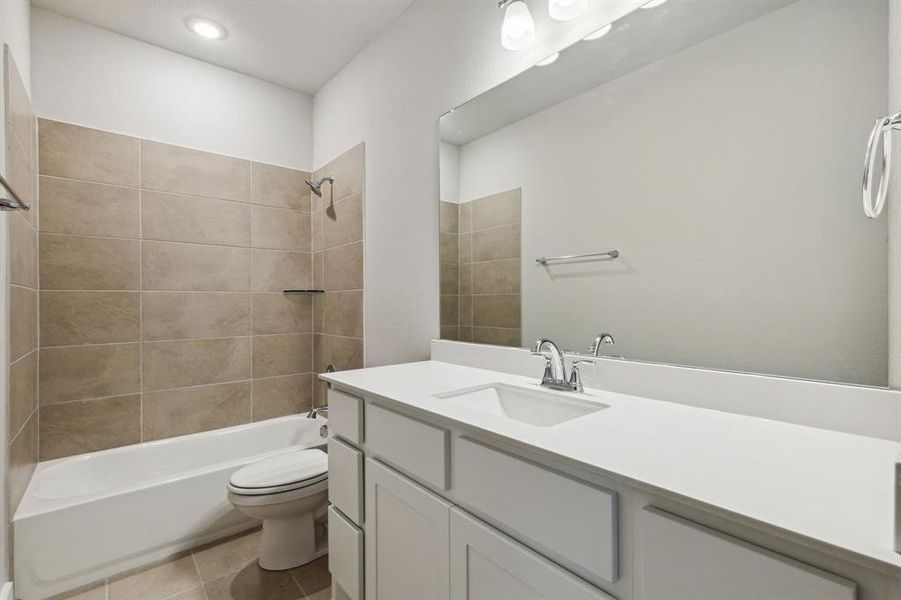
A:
138 140 144 444
249 165 254 423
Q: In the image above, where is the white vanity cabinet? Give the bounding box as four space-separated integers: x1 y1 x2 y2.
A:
365 458 452 600
449 508 615 600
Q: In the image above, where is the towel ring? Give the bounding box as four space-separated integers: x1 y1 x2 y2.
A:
863 111 901 219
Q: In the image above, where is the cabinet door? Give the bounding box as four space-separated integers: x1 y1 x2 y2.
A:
365 458 453 600
450 508 615 600
637 507 856 600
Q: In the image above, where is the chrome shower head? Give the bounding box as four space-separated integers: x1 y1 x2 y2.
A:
304 176 334 198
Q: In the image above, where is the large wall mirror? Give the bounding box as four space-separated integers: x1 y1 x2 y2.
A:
438 0 888 387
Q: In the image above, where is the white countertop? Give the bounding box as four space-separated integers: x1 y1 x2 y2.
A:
322 360 901 576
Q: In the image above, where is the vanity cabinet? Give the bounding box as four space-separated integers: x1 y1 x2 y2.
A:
449 508 615 600
364 458 452 600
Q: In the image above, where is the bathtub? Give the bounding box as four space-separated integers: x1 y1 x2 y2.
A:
13 415 327 599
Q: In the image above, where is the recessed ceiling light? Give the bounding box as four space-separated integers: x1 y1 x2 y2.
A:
536 53 559 66
186 17 227 40
640 0 669 8
583 23 612 41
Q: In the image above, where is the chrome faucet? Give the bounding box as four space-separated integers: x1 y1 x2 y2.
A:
587 332 615 356
307 405 328 419
530 338 586 393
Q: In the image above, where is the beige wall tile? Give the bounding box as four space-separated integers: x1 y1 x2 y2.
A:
10 286 36 360
9 413 37 515
439 232 458 265
439 201 458 233
473 189 521 230
7 53 34 163
440 263 458 295
458 232 472 264
322 242 363 291
251 250 311 292
40 234 140 290
9 213 36 289
459 326 473 342
142 381 251 441
472 259 521 294
10 352 36 438
251 205 311 252
252 334 312 378
313 143 363 205
459 294 473 327
440 295 459 327
143 190 250 246
194 529 262 582
252 293 312 335
39 119 139 186
472 294 521 329
141 140 250 202
472 224 520 262
472 327 522 347
458 202 473 233
252 162 311 211
108 554 202 600
322 193 363 249
252 374 313 421
440 326 459 341
312 294 323 333
40 343 140 405
458 264 472 296
41 291 140 346
143 337 251 391
143 242 250 291
40 176 140 238
312 252 323 289
311 209 323 252
142 292 250 341
321 291 363 338
40 395 141 460
8 133 34 216
313 334 363 373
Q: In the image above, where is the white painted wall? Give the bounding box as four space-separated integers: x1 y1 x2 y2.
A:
31 8 313 170
454 1 888 386
313 0 646 366
0 0 30 586
439 141 459 203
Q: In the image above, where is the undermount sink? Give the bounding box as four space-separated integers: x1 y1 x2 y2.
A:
433 383 608 426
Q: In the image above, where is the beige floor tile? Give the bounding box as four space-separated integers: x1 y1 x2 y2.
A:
202 562 303 600
291 556 331 597
193 529 262 583
50 582 107 600
166 586 208 600
108 555 201 600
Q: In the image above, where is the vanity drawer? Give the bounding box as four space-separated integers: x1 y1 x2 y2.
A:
366 403 449 490
328 506 364 600
328 388 364 445
328 437 364 526
451 437 618 585
637 507 855 600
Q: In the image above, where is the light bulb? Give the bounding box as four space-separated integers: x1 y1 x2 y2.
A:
536 52 559 66
548 0 587 21
583 23 612 41
186 17 227 40
640 0 669 8
501 1 535 51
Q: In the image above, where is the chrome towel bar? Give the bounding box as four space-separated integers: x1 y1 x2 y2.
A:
0 172 30 212
536 250 619 265
862 110 901 219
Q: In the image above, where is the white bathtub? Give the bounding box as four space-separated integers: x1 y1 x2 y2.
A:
13 415 327 599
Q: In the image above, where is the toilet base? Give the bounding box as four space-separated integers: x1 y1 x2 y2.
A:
259 511 316 571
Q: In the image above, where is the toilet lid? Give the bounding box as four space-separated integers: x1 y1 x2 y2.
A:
229 448 327 490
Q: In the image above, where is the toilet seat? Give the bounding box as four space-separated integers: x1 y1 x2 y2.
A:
228 448 328 496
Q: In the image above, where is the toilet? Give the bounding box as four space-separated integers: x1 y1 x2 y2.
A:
227 448 328 570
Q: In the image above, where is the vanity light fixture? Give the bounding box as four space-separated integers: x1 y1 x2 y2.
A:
499 0 536 51
186 17 227 40
583 23 612 41
640 0 669 8
536 52 559 66
548 0 587 21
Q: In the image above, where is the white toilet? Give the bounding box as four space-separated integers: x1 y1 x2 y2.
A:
227 448 328 570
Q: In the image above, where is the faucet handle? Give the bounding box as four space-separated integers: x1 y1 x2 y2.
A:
568 360 588 393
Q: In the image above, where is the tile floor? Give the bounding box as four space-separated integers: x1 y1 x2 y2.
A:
51 528 331 600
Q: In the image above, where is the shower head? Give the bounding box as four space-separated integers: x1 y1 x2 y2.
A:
304 176 335 198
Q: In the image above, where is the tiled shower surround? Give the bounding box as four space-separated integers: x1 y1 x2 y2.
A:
439 189 521 347
36 118 364 460
5 49 40 520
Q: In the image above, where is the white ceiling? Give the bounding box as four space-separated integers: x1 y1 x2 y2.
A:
31 0 414 95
